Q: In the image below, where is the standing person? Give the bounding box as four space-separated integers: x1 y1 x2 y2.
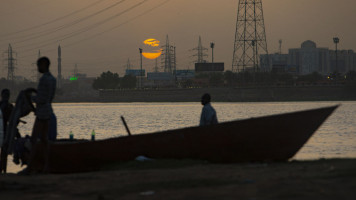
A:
0 89 14 173
26 57 56 173
199 93 218 126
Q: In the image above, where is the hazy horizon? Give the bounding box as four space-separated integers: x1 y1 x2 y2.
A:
1 0 355 79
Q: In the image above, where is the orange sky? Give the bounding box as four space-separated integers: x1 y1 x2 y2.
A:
0 0 355 78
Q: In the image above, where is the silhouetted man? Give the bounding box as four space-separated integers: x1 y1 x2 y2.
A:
27 57 56 173
199 93 218 126
0 89 14 173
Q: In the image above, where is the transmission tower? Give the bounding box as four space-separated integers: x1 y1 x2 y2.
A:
192 36 208 63
4 44 17 81
124 58 133 70
232 0 269 72
161 35 176 74
73 64 78 77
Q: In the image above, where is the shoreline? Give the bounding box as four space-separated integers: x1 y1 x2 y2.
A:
54 86 356 103
1 159 355 199
3 85 356 103
50 100 356 104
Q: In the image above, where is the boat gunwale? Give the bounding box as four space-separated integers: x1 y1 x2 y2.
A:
53 105 339 145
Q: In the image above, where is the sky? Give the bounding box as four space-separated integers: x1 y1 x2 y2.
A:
0 0 355 79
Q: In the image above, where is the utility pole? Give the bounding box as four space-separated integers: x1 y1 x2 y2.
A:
333 37 340 84
139 48 143 89
210 42 215 63
211 42 215 79
333 37 340 73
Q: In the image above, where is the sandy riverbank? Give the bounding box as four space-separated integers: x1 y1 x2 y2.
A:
0 159 355 200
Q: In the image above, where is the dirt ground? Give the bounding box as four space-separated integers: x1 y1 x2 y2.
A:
0 159 355 200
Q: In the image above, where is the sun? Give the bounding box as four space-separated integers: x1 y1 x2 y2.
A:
144 38 160 47
142 38 162 60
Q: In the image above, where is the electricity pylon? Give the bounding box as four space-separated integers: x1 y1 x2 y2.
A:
4 44 16 81
232 0 269 72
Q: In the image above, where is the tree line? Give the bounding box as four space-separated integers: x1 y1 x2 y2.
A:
91 70 356 90
195 70 356 87
92 71 136 90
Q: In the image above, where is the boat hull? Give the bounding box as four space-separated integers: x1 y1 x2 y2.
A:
32 105 338 173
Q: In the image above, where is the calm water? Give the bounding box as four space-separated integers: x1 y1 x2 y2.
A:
7 101 356 173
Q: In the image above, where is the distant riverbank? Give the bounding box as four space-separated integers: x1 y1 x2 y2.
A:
54 85 356 103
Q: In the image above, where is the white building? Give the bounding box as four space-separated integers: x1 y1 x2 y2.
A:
260 40 356 75
289 40 330 75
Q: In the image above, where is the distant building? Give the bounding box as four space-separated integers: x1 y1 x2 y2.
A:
195 63 224 73
77 73 87 79
125 69 146 77
260 40 356 75
289 41 330 75
146 72 175 88
147 72 174 81
260 53 289 73
175 70 195 80
329 50 356 73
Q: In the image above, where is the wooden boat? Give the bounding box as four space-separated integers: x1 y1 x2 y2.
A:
31 105 338 173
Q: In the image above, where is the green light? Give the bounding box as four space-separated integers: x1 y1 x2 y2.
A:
70 76 78 81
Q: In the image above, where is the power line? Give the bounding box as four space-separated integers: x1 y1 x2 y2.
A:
0 0 105 38
13 0 170 61
64 0 171 48
17 0 149 53
7 0 169 55
0 0 53 17
49 0 149 44
1 0 126 45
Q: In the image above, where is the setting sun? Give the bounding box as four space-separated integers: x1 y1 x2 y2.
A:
142 38 162 59
144 38 160 47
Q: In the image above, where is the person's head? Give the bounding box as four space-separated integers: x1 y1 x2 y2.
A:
37 57 50 73
201 93 211 105
1 89 10 101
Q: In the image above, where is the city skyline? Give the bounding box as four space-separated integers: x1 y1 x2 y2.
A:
1 0 355 79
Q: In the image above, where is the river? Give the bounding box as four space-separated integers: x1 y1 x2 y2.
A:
7 101 356 173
